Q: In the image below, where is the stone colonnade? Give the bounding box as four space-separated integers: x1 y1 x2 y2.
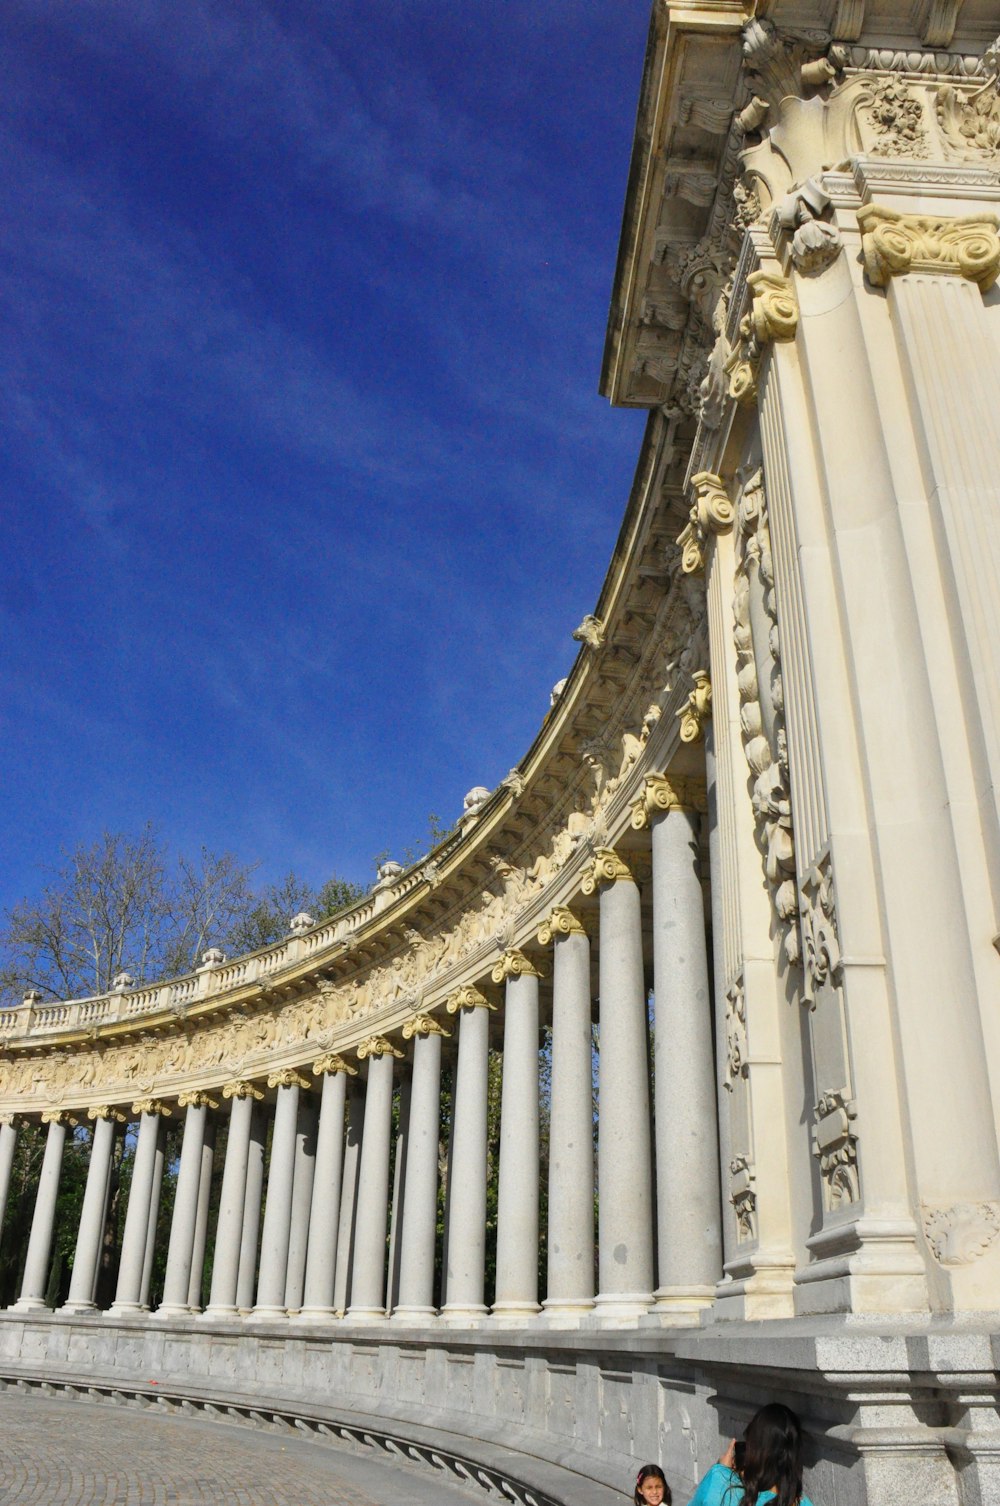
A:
0 784 721 1325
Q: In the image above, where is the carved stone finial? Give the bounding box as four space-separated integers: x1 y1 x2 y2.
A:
312 1052 359 1077
629 773 707 830
199 948 226 970
267 1068 311 1090
401 1013 452 1040
858 206 1000 293
677 471 735 574
222 1079 265 1101
22 990 42 1008
132 1098 173 1118
444 984 495 1014
87 1104 127 1122
550 678 568 708
491 949 543 984
356 1035 405 1061
111 972 134 992
288 912 314 937
581 848 634 895
677 670 712 744
375 860 404 887
462 787 491 818
537 906 587 946
177 1091 219 1110
501 768 526 797
572 614 606 650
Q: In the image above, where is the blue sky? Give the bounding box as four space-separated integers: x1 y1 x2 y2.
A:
1 0 649 910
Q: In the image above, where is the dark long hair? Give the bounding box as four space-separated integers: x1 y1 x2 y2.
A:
738 1404 804 1506
634 1463 672 1506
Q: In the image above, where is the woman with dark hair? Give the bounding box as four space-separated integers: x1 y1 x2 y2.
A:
685 1404 816 1506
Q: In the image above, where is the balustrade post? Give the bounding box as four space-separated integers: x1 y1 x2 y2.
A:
538 908 595 1321
14 1112 70 1311
299 1055 355 1320
284 1091 318 1312
253 1071 309 1318
203 1082 263 1318
394 1015 449 1321
158 1093 217 1317
585 849 655 1320
62 1107 124 1313
109 1101 171 1315
492 951 541 1321
347 1036 403 1321
235 1100 266 1311
440 986 493 1322
634 776 723 1320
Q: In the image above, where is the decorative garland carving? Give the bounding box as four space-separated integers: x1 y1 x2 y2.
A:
861 76 928 156
858 206 1000 292
536 906 587 945
812 1090 859 1209
677 472 734 574
936 36 1000 157
800 852 843 1008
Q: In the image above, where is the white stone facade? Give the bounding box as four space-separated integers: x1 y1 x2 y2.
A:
2 4 1000 1502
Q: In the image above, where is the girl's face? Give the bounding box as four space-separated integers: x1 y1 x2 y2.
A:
639 1477 665 1505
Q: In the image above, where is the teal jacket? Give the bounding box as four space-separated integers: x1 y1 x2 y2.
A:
687 1464 816 1506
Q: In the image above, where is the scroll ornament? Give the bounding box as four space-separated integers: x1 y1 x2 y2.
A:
176 1091 219 1110
87 1105 127 1122
677 670 712 744
677 472 735 575
355 1036 404 1061
267 1068 311 1090
537 906 587 946
132 1099 172 1118
491 949 543 984
726 271 799 406
858 205 1000 292
581 849 633 895
312 1053 358 1076
445 985 495 1015
401 1014 451 1040
222 1079 265 1101
924 1201 1000 1265
630 772 706 830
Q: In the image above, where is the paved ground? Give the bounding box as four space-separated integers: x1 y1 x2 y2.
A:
0 1392 482 1505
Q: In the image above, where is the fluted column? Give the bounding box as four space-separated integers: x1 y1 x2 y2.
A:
634 776 722 1319
187 1114 217 1310
283 1092 318 1311
585 848 655 1319
347 1036 403 1321
62 1106 124 1313
158 1093 218 1317
333 1080 365 1313
299 1055 356 1319
441 985 493 1321
538 907 595 1320
204 1081 263 1318
14 1112 71 1311
253 1070 309 1318
394 1015 450 1321
109 1101 171 1315
492 951 541 1320
0 1116 18 1242
235 1101 266 1311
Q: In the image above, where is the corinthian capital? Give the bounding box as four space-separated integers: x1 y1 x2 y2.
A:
491 949 543 984
630 773 707 829
858 206 1000 292
537 906 587 946
581 848 634 895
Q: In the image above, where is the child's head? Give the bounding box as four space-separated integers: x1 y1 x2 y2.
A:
739 1403 804 1506
634 1463 671 1506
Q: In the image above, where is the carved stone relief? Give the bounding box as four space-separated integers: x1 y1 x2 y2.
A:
812 1090 859 1210
923 1202 1000 1265
723 979 748 1092
730 1154 757 1243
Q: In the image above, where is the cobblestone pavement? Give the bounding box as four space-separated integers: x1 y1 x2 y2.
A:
0 1393 481 1505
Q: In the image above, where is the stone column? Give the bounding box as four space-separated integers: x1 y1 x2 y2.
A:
585 848 655 1319
633 776 723 1320
440 985 493 1321
158 1093 217 1317
347 1036 403 1321
235 1101 266 1311
299 1055 356 1320
492 951 541 1320
109 1101 171 1315
187 1114 217 1310
253 1070 309 1318
139 1117 168 1309
538 907 595 1320
204 1081 263 1318
14 1112 71 1311
385 1071 411 1313
283 1092 318 1311
394 1014 450 1321
0 1116 18 1241
333 1079 365 1313
61 1107 123 1313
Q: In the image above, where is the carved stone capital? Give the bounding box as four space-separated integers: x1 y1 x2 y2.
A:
41 1109 77 1126
267 1069 311 1090
312 1052 359 1076
177 1091 219 1110
401 1013 451 1040
222 1079 265 1101
356 1035 405 1061
491 949 543 984
677 669 713 744
581 848 634 895
858 205 1000 292
924 1201 1000 1265
537 906 587 946
677 471 735 575
444 985 495 1015
131 1098 172 1118
87 1104 128 1122
630 773 707 829
748 270 799 344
